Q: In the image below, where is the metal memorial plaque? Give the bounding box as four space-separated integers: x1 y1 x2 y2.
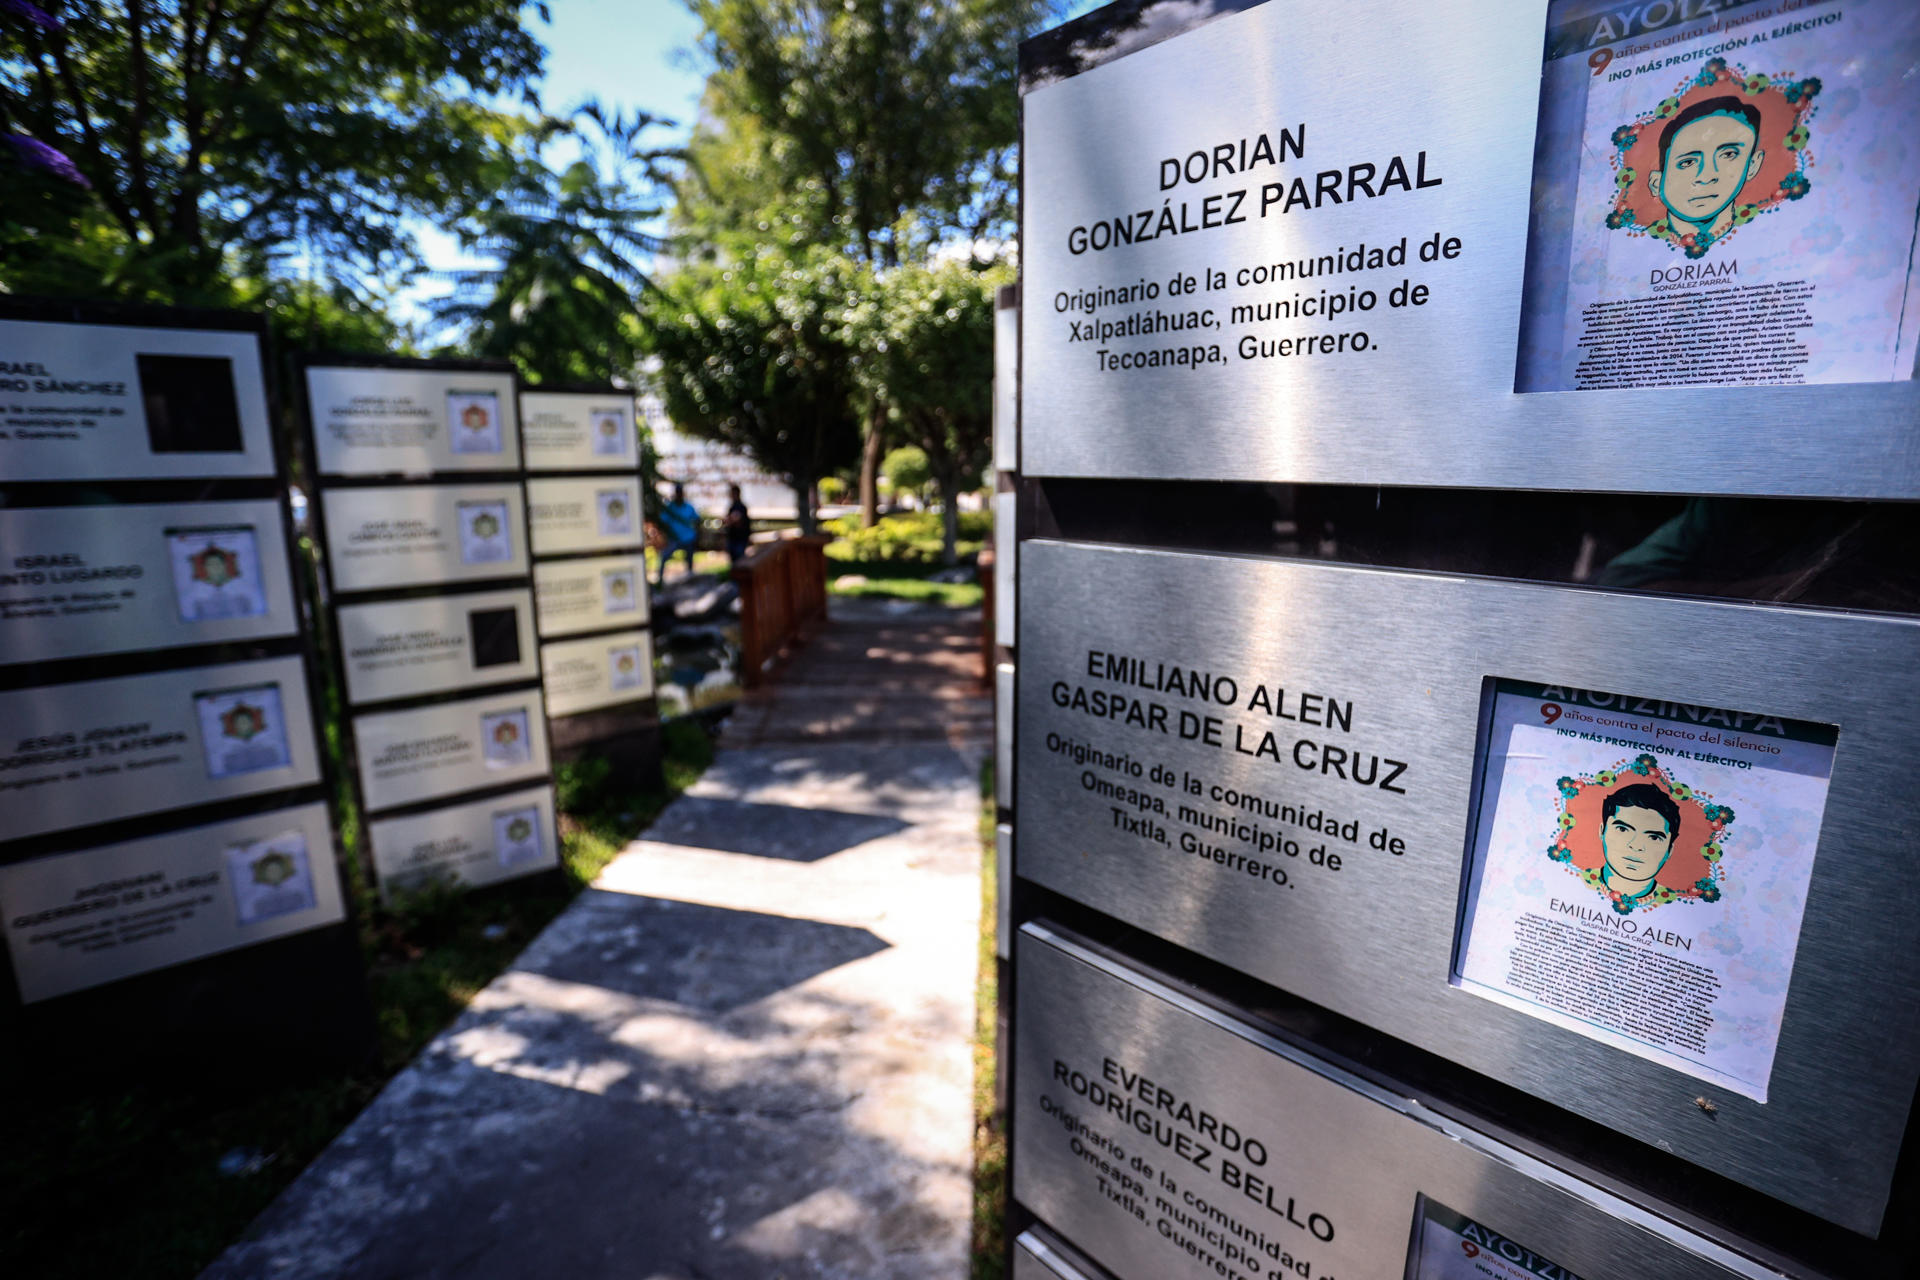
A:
0 801 343 1003
994 293 1018 474
0 655 322 842
1013 1230 1104 1280
520 389 639 472
531 553 649 637
0 317 276 481
995 491 1016 649
336 588 539 706
526 477 645 557
1019 0 1920 498
306 366 520 476
997 662 1015 810
320 484 528 594
1015 923 1770 1280
540 629 654 717
1016 540 1920 1231
366 783 558 899
351 688 551 814
0 501 297 666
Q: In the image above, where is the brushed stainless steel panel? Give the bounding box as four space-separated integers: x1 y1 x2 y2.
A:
0 801 343 1003
1015 539 1920 1231
1015 923 1782 1280
998 662 1017 811
307 366 521 477
1020 0 1920 499
1014 1228 1107 1280
520 389 638 472
995 297 1019 474
998 823 1015 962
0 319 276 481
0 501 298 666
0 656 323 842
996 492 1017 649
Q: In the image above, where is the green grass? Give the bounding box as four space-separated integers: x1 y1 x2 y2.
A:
830 570 983 609
0 718 716 1280
971 758 1007 1280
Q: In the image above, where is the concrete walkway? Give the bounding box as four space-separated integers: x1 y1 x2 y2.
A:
204 600 990 1280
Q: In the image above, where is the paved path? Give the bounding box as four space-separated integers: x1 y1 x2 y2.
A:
205 601 990 1280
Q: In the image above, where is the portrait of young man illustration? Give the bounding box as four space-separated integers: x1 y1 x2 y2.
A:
1603 58 1820 258
1598 782 1682 905
1648 98 1763 247
1544 754 1730 915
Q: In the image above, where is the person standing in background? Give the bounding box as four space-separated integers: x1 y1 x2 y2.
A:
724 483 752 569
656 483 700 587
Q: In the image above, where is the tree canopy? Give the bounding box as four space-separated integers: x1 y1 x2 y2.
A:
2 0 548 303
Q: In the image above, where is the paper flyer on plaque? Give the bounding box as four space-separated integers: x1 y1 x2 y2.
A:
337 588 539 704
1405 1197 1586 1280
1518 0 1920 390
305 366 521 475
352 688 551 813
531 554 649 637
320 485 528 593
0 801 343 1003
1455 680 1837 1101
0 317 275 481
366 784 558 898
0 501 296 665
0 655 321 842
526 477 646 556
520 390 639 471
540 630 654 717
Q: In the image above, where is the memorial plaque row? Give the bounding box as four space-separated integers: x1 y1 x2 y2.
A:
0 307 349 1011
1015 923 1772 1280
1015 539 1920 1232
1019 0 1920 498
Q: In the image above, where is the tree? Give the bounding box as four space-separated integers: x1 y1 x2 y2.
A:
433 105 678 386
881 445 929 503
1 0 547 303
682 0 1058 525
849 261 1006 564
645 246 866 536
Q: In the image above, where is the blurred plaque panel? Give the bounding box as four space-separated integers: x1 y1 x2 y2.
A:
526 477 645 556
1013 1229 1106 1280
532 553 649 638
337 588 539 705
366 783 557 900
1015 923 1771 1280
306 365 520 477
0 802 342 1003
0 500 297 666
1020 0 1920 497
320 484 528 594
1016 539 1920 1231
540 629 654 717
0 316 275 481
0 655 321 843
520 389 639 472
352 687 551 813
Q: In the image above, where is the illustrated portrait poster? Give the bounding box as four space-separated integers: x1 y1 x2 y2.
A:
1454 679 1838 1100
1517 0 1920 390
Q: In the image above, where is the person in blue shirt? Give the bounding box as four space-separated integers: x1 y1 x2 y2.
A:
656 483 701 587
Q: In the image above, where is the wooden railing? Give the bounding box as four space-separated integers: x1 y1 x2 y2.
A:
733 535 831 687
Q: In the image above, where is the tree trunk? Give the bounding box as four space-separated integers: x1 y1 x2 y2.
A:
858 403 885 528
938 475 961 567
794 477 817 537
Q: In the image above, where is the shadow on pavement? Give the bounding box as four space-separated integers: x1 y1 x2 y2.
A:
533 891 890 1012
644 797 911 863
